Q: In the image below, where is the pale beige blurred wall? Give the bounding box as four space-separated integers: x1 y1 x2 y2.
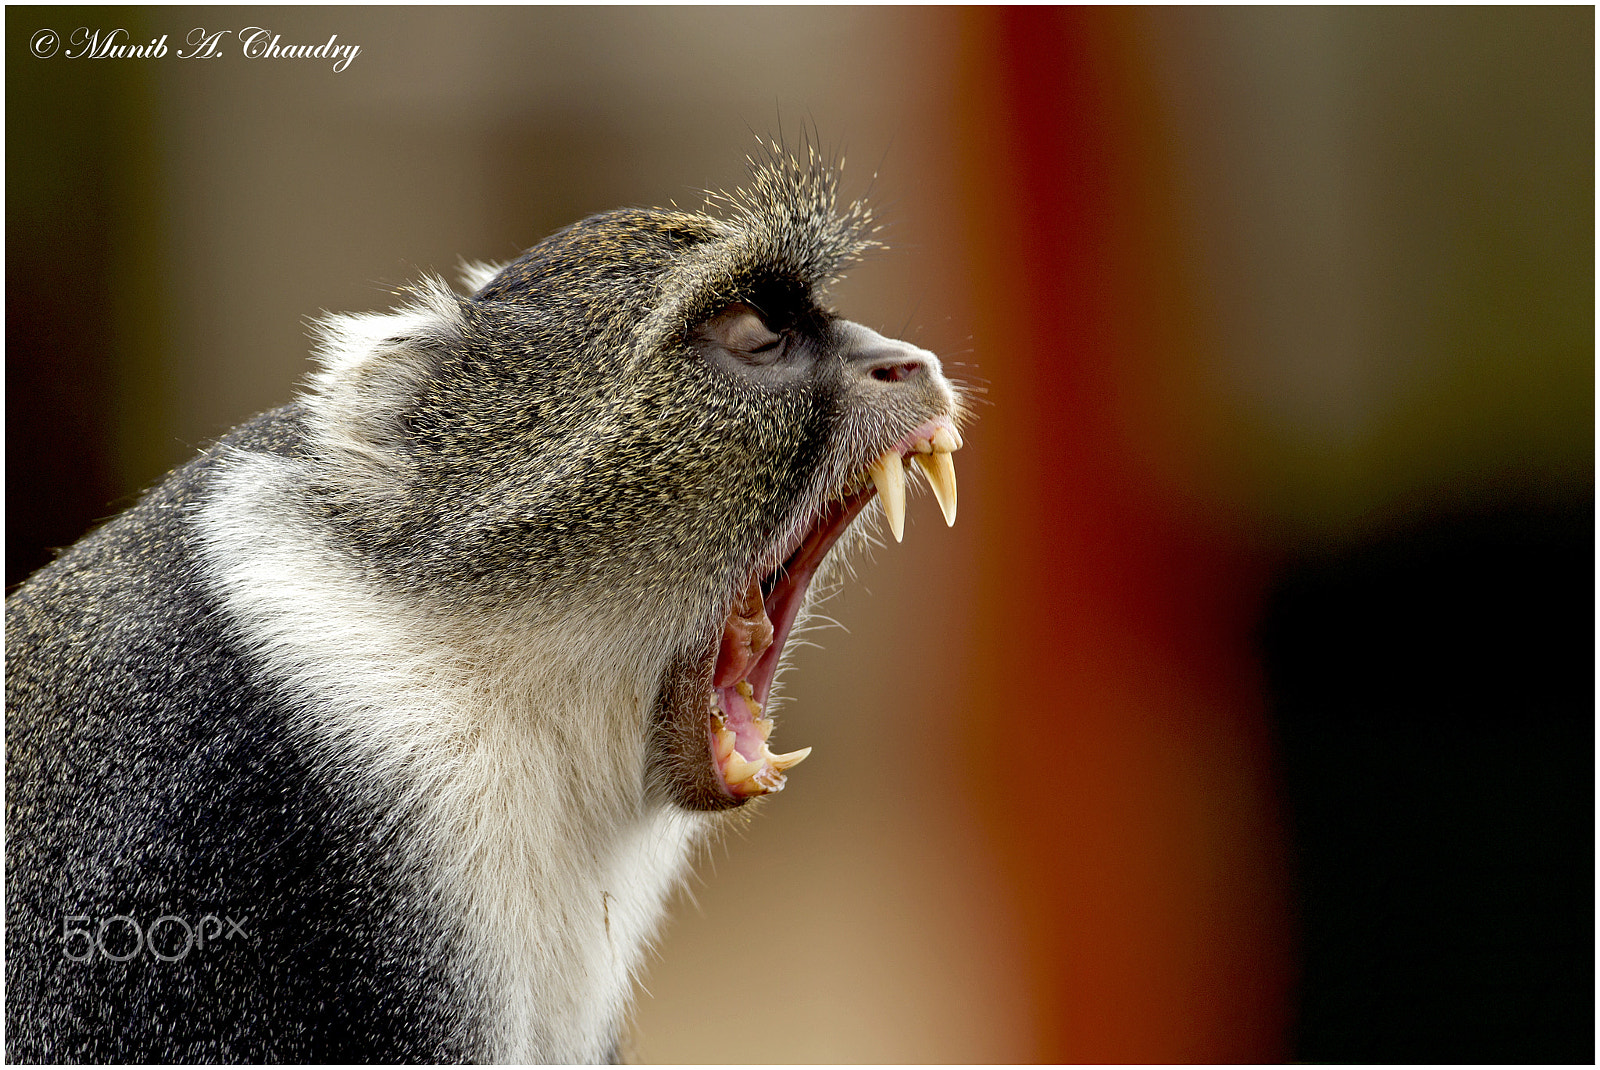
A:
149 7 1031 1062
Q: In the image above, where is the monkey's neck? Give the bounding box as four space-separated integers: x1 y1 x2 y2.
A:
199 452 707 1062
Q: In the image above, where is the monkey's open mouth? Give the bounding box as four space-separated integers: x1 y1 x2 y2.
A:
648 418 960 811
700 418 963 803
706 490 873 797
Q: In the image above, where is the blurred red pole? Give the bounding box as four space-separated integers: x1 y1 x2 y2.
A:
954 8 1293 1062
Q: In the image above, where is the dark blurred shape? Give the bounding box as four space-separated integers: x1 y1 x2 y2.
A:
8 18 118 588
1262 499 1595 1063
5 9 166 590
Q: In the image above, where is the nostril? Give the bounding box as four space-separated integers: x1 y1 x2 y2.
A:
869 360 925 384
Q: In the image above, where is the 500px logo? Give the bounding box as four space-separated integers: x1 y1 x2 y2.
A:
62 914 250 964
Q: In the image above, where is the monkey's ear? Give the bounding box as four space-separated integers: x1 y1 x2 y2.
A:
302 275 464 486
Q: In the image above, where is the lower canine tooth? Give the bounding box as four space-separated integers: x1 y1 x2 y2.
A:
868 450 907 543
766 745 812 772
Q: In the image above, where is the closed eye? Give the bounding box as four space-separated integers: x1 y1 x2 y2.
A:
704 304 785 361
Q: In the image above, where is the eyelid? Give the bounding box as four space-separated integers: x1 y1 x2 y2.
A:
732 311 781 353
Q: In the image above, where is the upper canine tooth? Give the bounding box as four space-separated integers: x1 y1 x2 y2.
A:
868 450 907 543
932 426 960 453
914 450 958 527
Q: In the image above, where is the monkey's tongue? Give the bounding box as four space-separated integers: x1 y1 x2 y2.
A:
708 491 874 798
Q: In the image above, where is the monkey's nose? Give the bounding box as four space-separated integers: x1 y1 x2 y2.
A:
858 339 941 389
867 357 928 383
837 320 942 386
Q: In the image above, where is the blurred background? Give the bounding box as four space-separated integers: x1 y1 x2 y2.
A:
8 6 1592 1062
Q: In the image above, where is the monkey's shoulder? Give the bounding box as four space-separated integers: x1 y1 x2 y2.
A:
4 402 482 1063
9 405 309 629
5 404 320 827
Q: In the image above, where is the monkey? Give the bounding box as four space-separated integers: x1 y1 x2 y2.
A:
5 145 966 1063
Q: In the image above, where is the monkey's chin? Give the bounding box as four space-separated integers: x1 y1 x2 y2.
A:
648 486 875 812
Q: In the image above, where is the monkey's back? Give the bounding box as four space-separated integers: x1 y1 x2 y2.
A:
5 408 483 1062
